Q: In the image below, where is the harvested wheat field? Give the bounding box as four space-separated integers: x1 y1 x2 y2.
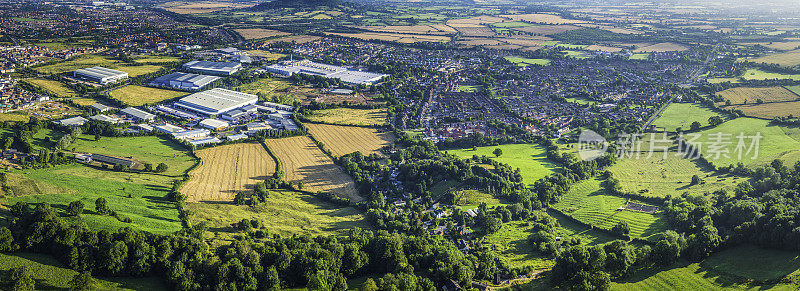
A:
716 86 799 105
264 136 362 202
515 25 581 35
500 13 584 24
234 28 290 40
633 42 688 52
182 142 275 202
307 123 395 157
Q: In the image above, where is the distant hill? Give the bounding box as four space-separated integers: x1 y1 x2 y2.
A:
249 0 344 10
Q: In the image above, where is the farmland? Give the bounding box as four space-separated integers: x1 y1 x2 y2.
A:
552 177 668 241
182 142 275 202
741 68 800 81
234 28 291 40
188 189 369 244
447 144 559 186
632 42 688 52
33 54 164 76
505 56 551 66
716 86 799 105
263 136 361 202
747 49 800 67
327 32 451 43
725 101 800 119
22 78 77 98
305 108 388 126
652 103 725 132
693 118 800 167
306 123 395 157
607 155 744 198
109 85 188 106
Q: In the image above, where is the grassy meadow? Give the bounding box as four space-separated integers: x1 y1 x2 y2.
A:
305 108 388 127
651 103 725 132
607 155 744 198
447 144 559 186
693 118 800 167
70 135 196 177
33 54 164 77
22 78 77 98
109 85 188 106
505 56 551 66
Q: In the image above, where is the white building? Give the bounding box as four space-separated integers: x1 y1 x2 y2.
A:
175 88 258 116
199 118 229 130
74 66 128 85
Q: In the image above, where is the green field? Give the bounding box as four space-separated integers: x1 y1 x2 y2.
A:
564 50 590 59
70 135 196 177
447 143 559 186
133 55 182 64
552 177 668 241
629 53 649 60
1 165 182 234
564 97 592 105
0 253 165 290
651 103 726 132
741 68 800 81
188 190 370 244
23 78 77 98
458 85 481 92
702 244 800 282
693 118 800 167
454 189 507 207
491 21 538 28
33 54 164 77
305 108 387 126
608 155 745 198
109 85 187 106
234 78 300 104
505 57 551 66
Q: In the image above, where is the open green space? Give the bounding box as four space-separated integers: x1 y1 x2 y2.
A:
305 108 387 127
651 103 726 132
608 155 744 198
108 85 187 106
693 118 800 167
564 50 590 59
702 244 800 282
458 85 481 92
22 78 77 98
491 21 538 28
33 54 120 75
0 252 166 290
741 68 800 81
629 53 649 60
70 135 196 177
564 97 592 105
454 189 507 207
505 56 551 66
188 190 370 244
447 143 559 186
552 177 668 241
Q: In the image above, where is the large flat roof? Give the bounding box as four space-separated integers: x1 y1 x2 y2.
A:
176 88 258 115
151 72 220 87
182 60 241 74
266 60 387 85
74 66 127 79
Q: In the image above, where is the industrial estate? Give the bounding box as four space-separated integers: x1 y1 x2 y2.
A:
2 0 800 290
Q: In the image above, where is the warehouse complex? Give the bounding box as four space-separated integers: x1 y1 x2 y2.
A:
175 88 258 116
182 60 242 76
73 66 129 85
149 72 220 90
265 59 388 85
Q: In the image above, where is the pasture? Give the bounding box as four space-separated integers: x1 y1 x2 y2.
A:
182 142 275 202
70 135 197 177
552 177 668 241
327 32 451 43
305 108 388 127
263 136 362 202
633 42 688 52
505 56 551 66
109 85 187 106
22 78 77 98
0 253 165 290
0 112 32 122
306 123 395 157
447 143 559 186
188 190 369 243
741 69 800 81
651 103 726 132
716 86 799 105
725 101 800 119
693 118 800 167
747 49 800 67
607 155 744 198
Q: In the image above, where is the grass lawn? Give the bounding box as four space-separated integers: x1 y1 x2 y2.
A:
608 155 745 198
109 85 187 106
505 56 551 66
33 54 119 75
454 189 507 207
629 53 649 60
0 253 166 290
651 103 726 132
565 97 592 105
188 190 370 244
741 68 800 81
552 177 668 241
564 50 590 59
70 135 196 177
133 55 182 64
0 111 33 122
702 244 800 282
305 108 387 127
458 85 481 92
693 118 800 168
23 78 77 98
447 143 559 186
1 165 182 234
114 65 164 77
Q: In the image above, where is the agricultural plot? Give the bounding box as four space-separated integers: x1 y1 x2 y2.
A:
584 45 624 52
22 78 77 98
234 28 291 40
263 136 361 202
109 85 187 106
362 25 458 35
0 112 32 122
607 155 744 198
716 86 799 105
70 135 197 177
182 142 275 202
132 55 181 64
33 54 119 75
633 42 688 52
499 13 585 24
327 32 451 43
305 108 388 127
514 25 581 35
651 103 726 132
505 56 551 66
629 53 649 60
188 190 369 243
741 41 800 51
552 177 668 241
725 101 800 119
71 97 98 106
306 123 395 157
693 118 800 167
24 101 82 120
159 0 251 14
447 143 559 186
741 68 800 81
747 49 800 67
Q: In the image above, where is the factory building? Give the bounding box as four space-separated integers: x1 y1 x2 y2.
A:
119 107 155 121
265 59 387 85
182 60 242 76
174 88 258 116
149 72 220 91
73 66 128 85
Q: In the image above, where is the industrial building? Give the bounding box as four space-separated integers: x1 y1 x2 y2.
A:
174 88 258 116
149 72 220 90
182 60 242 76
120 107 155 121
199 118 229 130
265 60 388 85
56 116 89 127
74 66 128 85
83 153 137 168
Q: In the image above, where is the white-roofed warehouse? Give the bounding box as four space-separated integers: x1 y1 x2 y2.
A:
74 66 128 85
175 88 258 116
150 72 220 90
182 60 241 76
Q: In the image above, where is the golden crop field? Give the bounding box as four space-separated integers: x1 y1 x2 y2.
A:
23 78 77 98
724 101 800 119
515 25 581 35
455 26 496 37
327 32 450 43
306 108 387 126
234 28 291 40
160 1 252 14
633 42 688 52
263 136 362 202
306 123 395 157
362 25 457 35
741 41 800 51
584 45 624 52
182 142 275 202
109 85 188 106
259 35 321 45
499 13 585 24
747 50 800 67
717 86 799 105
